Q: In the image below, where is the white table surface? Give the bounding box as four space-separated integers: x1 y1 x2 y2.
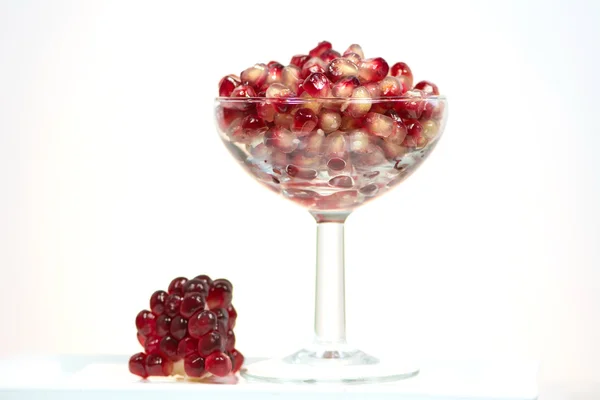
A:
0 355 539 400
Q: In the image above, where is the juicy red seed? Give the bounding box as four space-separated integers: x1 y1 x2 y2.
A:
332 76 360 98
231 84 257 98
184 354 207 378
205 351 232 377
135 310 156 337
207 280 233 309
193 275 213 287
301 57 326 79
218 75 240 97
213 308 230 333
169 316 188 340
198 330 225 357
180 293 205 319
391 62 411 77
290 54 310 68
177 337 199 359
359 57 389 83
159 335 180 361
326 58 359 83
129 352 148 378
144 336 161 355
188 310 218 339
405 119 423 138
230 349 244 373
145 354 173 377
395 98 424 119
242 114 267 133
308 41 332 58
321 49 341 63
268 60 282 67
164 294 183 317
226 329 236 351
183 279 209 296
414 80 439 95
167 277 188 295
149 290 168 316
137 333 146 347
155 315 172 337
226 305 237 329
293 108 318 133
303 72 331 98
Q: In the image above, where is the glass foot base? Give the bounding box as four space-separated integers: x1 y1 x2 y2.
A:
241 347 419 384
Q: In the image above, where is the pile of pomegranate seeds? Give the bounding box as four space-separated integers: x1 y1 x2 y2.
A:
130 275 244 380
216 41 445 212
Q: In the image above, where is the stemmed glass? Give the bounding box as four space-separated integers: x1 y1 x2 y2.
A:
215 95 447 383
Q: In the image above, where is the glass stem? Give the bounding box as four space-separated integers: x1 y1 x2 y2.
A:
314 221 347 346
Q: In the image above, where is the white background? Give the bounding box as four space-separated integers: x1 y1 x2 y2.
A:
1 0 599 397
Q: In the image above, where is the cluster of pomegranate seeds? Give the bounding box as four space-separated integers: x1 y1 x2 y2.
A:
129 275 244 380
217 41 445 212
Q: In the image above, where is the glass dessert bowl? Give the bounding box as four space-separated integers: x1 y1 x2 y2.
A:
213 41 448 384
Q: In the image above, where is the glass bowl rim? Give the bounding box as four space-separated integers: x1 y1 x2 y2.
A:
215 95 447 104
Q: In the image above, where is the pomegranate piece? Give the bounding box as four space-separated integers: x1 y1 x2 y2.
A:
414 80 439 95
216 107 245 131
343 52 362 65
341 86 372 117
183 279 209 296
184 354 208 378
266 62 284 86
226 305 237 329
390 62 413 90
129 353 148 379
177 337 199 359
205 351 233 377
290 54 310 68
332 76 360 98
281 65 302 92
349 130 371 153
402 119 424 147
198 330 225 357
303 72 332 98
293 108 318 134
159 335 180 361
309 41 333 58
136 310 156 337
155 315 172 337
298 92 324 114
207 279 233 309
384 109 408 144
266 83 295 99
358 57 389 83
394 91 425 119
218 75 240 97
230 349 244 373
213 308 230 333
226 329 236 351
326 58 359 83
257 100 277 122
150 291 167 316
320 49 341 63
343 44 364 59
340 114 365 131
188 310 218 339
240 63 268 90
264 127 299 153
324 131 347 159
273 112 293 129
145 354 173 377
421 119 439 140
180 293 206 319
164 294 183 317
364 112 396 138
364 82 381 98
231 84 257 100
301 57 327 79
144 336 161 355
318 110 342 133
379 76 404 97
168 277 188 295
137 333 146 347
169 316 188 340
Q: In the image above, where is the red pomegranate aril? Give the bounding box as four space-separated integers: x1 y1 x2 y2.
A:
177 337 199 359
169 316 188 340
159 335 179 361
293 108 318 134
273 112 293 129
213 308 230 333
343 52 362 65
205 351 232 377
183 279 209 296
137 333 146 347
304 129 325 155
129 353 148 379
145 336 161 355
364 82 381 98
290 54 310 68
136 310 156 337
225 330 236 352
344 44 364 59
340 114 365 131
303 72 331 98
349 130 370 153
364 112 396 138
266 83 294 99
218 75 240 97
301 57 326 79
230 85 257 111
395 93 425 119
230 349 244 373
184 354 207 378
168 277 188 295
266 62 284 85
240 63 268 90
164 294 183 317
257 101 277 122
421 119 439 140
319 110 342 133
145 354 173 377
193 274 213 286
188 310 218 339
264 127 299 154
320 49 341 63
358 57 389 83
217 107 245 130
384 110 408 144
414 80 439 95
380 76 404 97
326 58 359 83
281 65 302 92
402 119 424 147
198 330 225 357
155 314 172 337
342 86 371 118
309 41 332 58
226 305 237 329
324 132 347 159
150 290 167 316
298 92 323 114
180 293 205 319
390 62 413 89
332 76 360 98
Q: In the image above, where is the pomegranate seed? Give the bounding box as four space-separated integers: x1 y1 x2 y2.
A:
329 175 354 188
230 85 257 110
402 119 424 147
421 98 445 120
358 57 389 83
309 41 332 58
180 293 205 319
381 140 409 160
188 310 218 339
364 112 396 138
395 91 424 119
293 108 318 134
324 131 347 159
364 82 381 98
226 305 237 329
169 316 189 340
257 101 277 122
342 86 371 117
144 336 161 355
332 76 360 98
266 83 295 99
168 277 188 295
155 315 172 337
298 92 324 114
264 127 299 153
301 57 326 79
193 274 213 286
421 119 439 140
226 329 236 351
326 58 358 83
231 114 268 144
137 333 146 347
290 54 310 68
281 65 302 92
218 75 240 97
183 279 209 296
379 76 404 97
304 129 325 156
177 337 199 359
205 351 232 377
390 62 413 90
273 112 293 129
145 354 173 377
240 63 268 89
353 144 386 168
213 308 230 333
302 72 331 98
286 164 318 180
349 130 371 153
414 80 439 95
150 290 167 316
343 44 364 59
198 330 225 357
327 157 346 171
343 52 362 65
230 349 244 373
384 110 408 144
129 353 148 378
136 310 156 337
266 62 284 85
319 110 342 133
320 49 341 63
216 107 245 131
164 294 183 317
184 354 207 378
340 114 365 131
159 335 179 361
